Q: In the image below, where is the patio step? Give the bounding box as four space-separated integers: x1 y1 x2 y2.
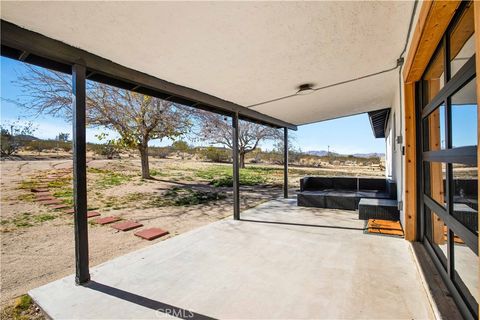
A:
111 221 143 231
134 228 169 241
93 216 120 225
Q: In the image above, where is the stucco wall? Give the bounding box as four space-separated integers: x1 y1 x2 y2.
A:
384 3 421 230
385 83 404 226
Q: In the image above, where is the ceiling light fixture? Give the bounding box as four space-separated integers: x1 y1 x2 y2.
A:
296 83 315 95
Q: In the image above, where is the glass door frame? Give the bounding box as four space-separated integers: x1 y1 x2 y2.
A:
416 2 478 319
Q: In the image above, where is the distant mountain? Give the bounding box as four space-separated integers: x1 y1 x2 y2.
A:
306 150 329 157
305 150 384 158
351 153 385 158
15 134 39 141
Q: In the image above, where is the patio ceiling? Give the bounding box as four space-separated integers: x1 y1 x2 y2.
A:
1 1 414 125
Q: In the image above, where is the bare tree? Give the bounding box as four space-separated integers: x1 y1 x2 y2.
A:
0 120 37 157
14 65 192 178
196 111 281 168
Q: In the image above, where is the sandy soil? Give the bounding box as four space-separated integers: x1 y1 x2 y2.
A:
0 155 386 311
0 158 283 308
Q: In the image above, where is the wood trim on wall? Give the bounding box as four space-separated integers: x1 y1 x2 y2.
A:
474 1 480 292
402 0 461 241
404 82 417 241
404 1 461 83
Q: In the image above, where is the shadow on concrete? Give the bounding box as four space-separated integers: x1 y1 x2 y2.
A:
85 281 216 320
240 218 366 231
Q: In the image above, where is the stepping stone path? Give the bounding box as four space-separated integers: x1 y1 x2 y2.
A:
35 196 56 201
41 199 63 205
87 211 101 218
134 228 169 241
51 204 69 210
35 191 52 196
26 170 170 243
111 221 143 232
93 216 120 225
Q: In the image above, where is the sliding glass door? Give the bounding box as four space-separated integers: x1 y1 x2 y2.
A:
418 2 478 318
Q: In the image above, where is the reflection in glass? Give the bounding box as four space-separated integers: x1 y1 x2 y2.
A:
449 1 475 78
451 77 477 148
423 104 446 151
453 232 478 307
425 206 448 267
424 162 446 207
423 43 445 105
453 163 478 235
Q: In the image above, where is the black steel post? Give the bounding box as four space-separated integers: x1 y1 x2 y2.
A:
72 63 90 284
232 112 240 220
283 128 289 198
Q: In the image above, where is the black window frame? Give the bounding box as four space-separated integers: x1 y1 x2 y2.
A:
417 2 478 319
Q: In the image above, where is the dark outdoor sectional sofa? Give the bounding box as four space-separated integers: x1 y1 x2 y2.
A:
297 177 397 211
447 179 478 234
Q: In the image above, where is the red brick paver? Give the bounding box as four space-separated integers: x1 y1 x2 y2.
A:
111 221 143 231
87 211 101 218
35 196 56 201
93 216 120 225
40 199 62 205
50 204 69 210
35 192 52 197
134 228 169 241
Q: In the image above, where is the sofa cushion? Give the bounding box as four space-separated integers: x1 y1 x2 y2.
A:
358 178 386 191
297 191 327 207
302 177 333 191
356 190 391 199
331 177 357 190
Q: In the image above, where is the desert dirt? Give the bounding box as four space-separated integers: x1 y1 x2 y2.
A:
0 156 384 311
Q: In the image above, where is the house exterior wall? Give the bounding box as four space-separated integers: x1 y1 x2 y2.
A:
385 87 404 225
384 6 421 229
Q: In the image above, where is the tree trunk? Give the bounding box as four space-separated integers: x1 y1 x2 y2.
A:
239 152 246 169
138 144 150 179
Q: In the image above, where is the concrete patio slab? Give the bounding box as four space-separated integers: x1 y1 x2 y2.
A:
29 198 434 319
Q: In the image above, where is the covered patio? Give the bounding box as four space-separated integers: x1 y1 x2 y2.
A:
30 199 434 319
2 0 479 318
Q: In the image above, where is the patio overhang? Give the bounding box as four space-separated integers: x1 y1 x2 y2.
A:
368 108 391 139
1 1 415 125
0 0 427 296
0 21 296 131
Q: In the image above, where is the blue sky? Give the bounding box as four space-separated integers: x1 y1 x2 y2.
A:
2 56 391 154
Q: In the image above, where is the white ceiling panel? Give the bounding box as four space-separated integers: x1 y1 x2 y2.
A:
1 1 414 125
